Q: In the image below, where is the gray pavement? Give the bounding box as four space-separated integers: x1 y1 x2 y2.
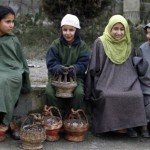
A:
1 132 150 150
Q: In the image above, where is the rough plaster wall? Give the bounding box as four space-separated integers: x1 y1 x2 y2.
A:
0 0 40 14
123 0 140 24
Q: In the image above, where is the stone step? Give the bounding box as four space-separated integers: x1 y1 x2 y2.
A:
13 85 46 117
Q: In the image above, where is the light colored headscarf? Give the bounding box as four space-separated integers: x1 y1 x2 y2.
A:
99 15 131 64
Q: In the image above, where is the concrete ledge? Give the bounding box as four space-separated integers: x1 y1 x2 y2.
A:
13 85 46 117
13 84 91 119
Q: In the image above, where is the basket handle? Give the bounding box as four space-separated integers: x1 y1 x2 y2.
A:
62 66 77 82
52 66 76 83
20 116 29 129
43 105 62 119
43 105 53 116
67 109 80 120
68 66 76 81
51 70 63 83
30 113 43 123
67 109 88 124
49 106 62 119
67 109 77 120
77 109 88 124
20 113 43 129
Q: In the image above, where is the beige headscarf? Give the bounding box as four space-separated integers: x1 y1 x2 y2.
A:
99 15 131 64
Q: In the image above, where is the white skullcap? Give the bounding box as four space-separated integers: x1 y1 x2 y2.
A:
61 14 81 29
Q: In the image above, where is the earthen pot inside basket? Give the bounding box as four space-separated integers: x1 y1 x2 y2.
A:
63 109 89 142
0 125 8 141
19 113 46 150
43 105 63 141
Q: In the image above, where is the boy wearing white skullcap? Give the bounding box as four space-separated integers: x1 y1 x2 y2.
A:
45 14 90 117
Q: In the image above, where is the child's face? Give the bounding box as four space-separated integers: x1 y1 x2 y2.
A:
146 28 150 42
62 25 76 44
110 23 125 40
0 13 15 36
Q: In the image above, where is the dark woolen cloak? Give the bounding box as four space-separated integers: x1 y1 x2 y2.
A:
134 42 150 122
85 38 147 133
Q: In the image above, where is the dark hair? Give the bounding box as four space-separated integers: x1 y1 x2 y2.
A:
74 29 80 38
0 5 15 21
144 23 150 33
60 28 80 38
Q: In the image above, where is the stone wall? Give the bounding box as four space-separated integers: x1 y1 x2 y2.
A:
123 0 140 25
141 2 150 23
143 2 150 12
0 0 40 14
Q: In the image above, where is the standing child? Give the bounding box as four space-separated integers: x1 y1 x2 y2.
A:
46 14 90 116
0 6 30 131
134 23 150 137
85 15 147 137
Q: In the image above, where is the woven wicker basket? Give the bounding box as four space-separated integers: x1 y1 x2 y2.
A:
63 109 89 142
19 114 46 149
0 125 8 141
43 105 63 141
51 70 77 98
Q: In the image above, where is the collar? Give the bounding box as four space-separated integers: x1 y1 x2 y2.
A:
60 35 81 46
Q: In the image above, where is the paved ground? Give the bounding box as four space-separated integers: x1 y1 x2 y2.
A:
1 131 150 150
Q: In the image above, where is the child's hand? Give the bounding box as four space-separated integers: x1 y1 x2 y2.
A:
68 65 75 77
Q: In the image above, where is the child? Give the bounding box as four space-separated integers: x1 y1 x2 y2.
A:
85 15 147 137
134 23 150 137
45 14 90 116
0 5 30 133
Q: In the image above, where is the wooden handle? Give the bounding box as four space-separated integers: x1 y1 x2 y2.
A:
43 105 62 119
67 109 88 124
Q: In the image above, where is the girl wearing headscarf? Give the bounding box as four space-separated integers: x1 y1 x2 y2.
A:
85 15 147 137
0 5 30 132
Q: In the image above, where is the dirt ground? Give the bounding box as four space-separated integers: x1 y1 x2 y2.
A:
27 59 48 86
